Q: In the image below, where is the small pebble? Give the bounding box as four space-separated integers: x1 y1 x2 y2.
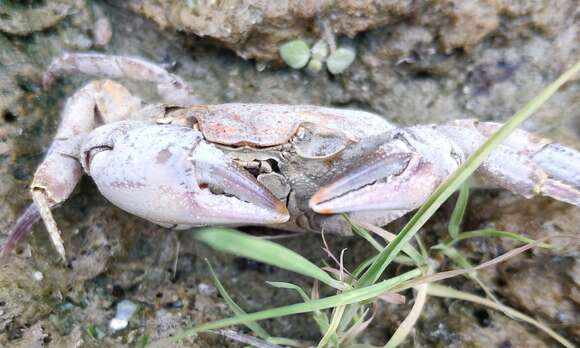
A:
197 283 216 296
32 271 43 281
109 300 138 331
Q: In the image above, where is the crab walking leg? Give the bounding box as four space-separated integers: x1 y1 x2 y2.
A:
3 80 142 260
43 52 200 105
438 121 580 206
449 120 580 187
32 191 66 261
33 80 142 203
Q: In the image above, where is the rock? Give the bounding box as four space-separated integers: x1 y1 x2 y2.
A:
0 0 79 36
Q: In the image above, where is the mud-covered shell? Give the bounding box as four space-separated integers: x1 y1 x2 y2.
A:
184 103 395 147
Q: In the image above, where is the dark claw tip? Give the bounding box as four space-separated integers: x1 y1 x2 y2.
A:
1 203 41 258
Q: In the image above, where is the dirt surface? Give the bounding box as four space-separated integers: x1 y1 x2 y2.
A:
0 0 579 347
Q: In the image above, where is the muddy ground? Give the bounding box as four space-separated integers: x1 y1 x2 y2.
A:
0 0 579 347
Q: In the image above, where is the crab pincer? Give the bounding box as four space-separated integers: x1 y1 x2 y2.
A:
82 121 289 228
310 121 580 217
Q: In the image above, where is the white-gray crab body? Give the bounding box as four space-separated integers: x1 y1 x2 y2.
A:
4 53 580 261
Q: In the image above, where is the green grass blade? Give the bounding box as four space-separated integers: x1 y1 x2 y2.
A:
267 281 331 333
436 245 500 303
196 228 344 289
384 283 428 348
448 181 470 239
339 307 373 346
427 284 575 348
267 281 311 302
352 255 377 278
166 269 422 343
354 221 426 267
344 214 385 251
358 59 580 287
444 229 551 248
317 305 345 348
206 261 271 339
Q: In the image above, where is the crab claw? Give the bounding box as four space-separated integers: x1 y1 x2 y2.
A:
309 147 442 214
190 141 290 224
82 122 289 227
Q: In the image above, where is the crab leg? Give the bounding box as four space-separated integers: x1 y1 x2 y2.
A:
3 80 142 260
43 52 200 105
438 120 580 206
1 204 40 258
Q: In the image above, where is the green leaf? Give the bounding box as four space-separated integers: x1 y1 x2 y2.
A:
358 59 580 287
443 229 551 248
384 283 428 348
448 181 470 239
266 281 331 336
196 228 344 289
436 244 500 303
207 260 270 339
350 219 426 268
266 282 311 302
317 305 345 348
279 39 311 69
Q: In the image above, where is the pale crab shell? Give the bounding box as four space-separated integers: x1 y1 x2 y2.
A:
176 103 395 147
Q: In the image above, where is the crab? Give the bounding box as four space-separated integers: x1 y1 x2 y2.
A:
3 53 580 262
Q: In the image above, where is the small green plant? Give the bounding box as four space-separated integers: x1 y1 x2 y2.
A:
279 38 356 75
151 60 580 348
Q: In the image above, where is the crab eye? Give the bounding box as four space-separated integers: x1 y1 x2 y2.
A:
293 122 348 159
83 144 113 171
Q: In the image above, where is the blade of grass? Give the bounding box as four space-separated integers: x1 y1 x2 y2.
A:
267 281 311 302
441 229 551 248
352 255 377 278
206 260 271 339
390 235 579 293
267 281 331 333
339 306 375 346
448 181 470 239
435 245 500 304
384 283 429 348
427 284 575 348
358 59 580 287
212 329 282 348
196 227 345 289
164 268 422 344
355 221 426 267
345 214 385 251
317 305 345 348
